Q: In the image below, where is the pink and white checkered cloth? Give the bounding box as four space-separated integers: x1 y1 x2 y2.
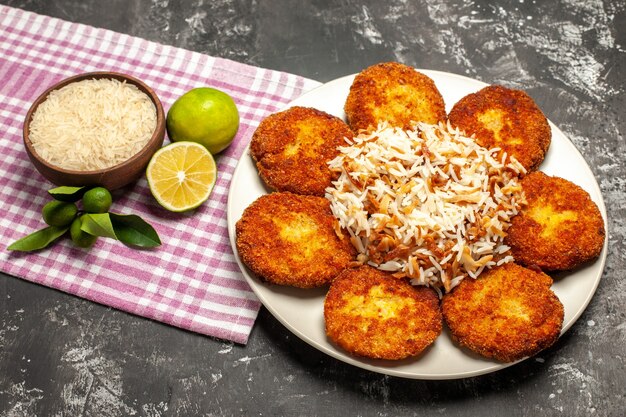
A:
0 5 321 344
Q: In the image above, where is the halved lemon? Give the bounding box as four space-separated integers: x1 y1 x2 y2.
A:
146 141 217 212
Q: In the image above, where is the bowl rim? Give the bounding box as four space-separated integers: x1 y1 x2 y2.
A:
23 71 166 177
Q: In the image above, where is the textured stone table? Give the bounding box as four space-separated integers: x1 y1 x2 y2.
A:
1 1 624 416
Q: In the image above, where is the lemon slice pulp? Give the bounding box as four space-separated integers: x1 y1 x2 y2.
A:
146 141 217 212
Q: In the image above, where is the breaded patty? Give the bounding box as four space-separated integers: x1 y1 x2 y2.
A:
324 266 442 360
442 263 564 362
448 85 551 172
235 192 355 288
505 171 605 271
250 106 353 196
344 62 446 133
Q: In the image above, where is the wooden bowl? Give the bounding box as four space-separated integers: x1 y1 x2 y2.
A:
23 71 166 190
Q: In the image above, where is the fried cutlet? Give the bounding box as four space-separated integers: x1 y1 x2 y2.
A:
448 85 551 172
344 62 446 133
324 266 442 360
505 171 605 271
235 192 355 288
250 106 353 196
442 263 564 362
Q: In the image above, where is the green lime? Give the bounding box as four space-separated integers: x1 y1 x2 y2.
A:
42 200 77 227
82 187 112 213
166 87 239 154
70 216 97 248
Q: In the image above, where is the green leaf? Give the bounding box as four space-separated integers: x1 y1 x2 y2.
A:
79 213 161 248
48 186 87 202
7 226 69 251
80 213 117 239
109 213 161 248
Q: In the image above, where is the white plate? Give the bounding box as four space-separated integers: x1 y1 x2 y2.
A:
226 70 608 379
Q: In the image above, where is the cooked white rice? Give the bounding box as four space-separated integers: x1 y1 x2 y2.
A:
325 121 526 294
29 78 157 171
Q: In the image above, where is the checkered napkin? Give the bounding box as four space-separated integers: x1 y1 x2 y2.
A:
0 5 321 344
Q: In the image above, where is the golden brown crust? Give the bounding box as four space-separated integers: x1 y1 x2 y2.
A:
250 106 353 196
235 192 356 288
448 85 551 172
442 263 564 362
324 266 442 360
344 62 446 133
505 171 605 271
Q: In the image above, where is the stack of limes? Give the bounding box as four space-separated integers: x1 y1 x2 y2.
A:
147 87 239 212
40 186 113 248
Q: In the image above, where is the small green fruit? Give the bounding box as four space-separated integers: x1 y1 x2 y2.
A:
42 200 77 227
70 216 97 248
82 187 113 213
166 87 239 154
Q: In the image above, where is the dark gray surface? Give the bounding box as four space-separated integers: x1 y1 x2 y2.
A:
1 1 625 416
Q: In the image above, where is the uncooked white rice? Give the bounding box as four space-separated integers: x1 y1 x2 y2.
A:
325 121 526 295
29 78 157 171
